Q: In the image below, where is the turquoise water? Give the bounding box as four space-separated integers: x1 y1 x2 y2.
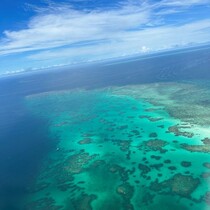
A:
23 81 210 210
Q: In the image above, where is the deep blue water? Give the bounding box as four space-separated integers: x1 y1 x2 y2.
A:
0 45 210 210
0 93 57 209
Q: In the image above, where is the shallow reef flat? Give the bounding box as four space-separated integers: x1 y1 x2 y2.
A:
23 81 210 210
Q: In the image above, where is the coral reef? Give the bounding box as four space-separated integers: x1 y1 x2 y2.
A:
140 139 168 153
167 174 200 197
182 144 210 153
138 163 151 175
167 125 194 138
119 125 128 130
71 194 97 210
150 173 200 198
148 117 163 122
182 137 210 153
78 138 92 145
149 132 158 138
203 191 210 205
64 151 97 174
117 183 133 198
56 171 74 185
201 172 210 178
150 163 164 171
131 129 141 136
138 115 163 122
202 138 210 145
151 155 161 160
24 197 63 210
112 140 131 151
164 159 171 164
26 182 50 193
168 166 177 171
203 162 210 169
109 164 123 173
26 84 210 209
181 161 192 167
116 182 134 210
89 160 106 169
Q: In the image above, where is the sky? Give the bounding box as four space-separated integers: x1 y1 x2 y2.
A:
0 0 210 75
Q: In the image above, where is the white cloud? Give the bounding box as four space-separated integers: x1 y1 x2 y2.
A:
0 3 152 55
0 0 210 63
159 0 210 7
26 19 210 62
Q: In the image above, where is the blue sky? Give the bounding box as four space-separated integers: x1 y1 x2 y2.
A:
0 0 210 75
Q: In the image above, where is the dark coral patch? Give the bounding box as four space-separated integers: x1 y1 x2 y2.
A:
151 155 161 160
167 174 200 197
138 163 151 175
140 139 168 153
182 143 210 153
181 161 191 168
116 182 134 210
202 138 210 145
149 132 158 138
203 162 210 169
164 159 171 164
78 138 92 145
64 151 97 174
24 197 63 210
203 191 210 205
168 166 177 171
112 140 131 151
150 173 200 198
167 125 194 138
71 194 97 210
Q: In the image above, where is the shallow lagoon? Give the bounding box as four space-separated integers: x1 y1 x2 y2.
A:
23 81 210 210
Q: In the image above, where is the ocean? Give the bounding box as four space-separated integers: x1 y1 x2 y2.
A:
1 46 210 210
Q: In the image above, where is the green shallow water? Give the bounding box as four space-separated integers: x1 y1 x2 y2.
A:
23 81 210 210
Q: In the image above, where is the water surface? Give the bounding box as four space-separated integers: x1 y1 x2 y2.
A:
1 46 210 210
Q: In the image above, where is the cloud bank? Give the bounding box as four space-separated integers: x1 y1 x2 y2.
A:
0 0 210 71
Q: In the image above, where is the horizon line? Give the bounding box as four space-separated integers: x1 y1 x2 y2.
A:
1 42 210 80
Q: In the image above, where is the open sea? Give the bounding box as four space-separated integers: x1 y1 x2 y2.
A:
1 46 210 210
